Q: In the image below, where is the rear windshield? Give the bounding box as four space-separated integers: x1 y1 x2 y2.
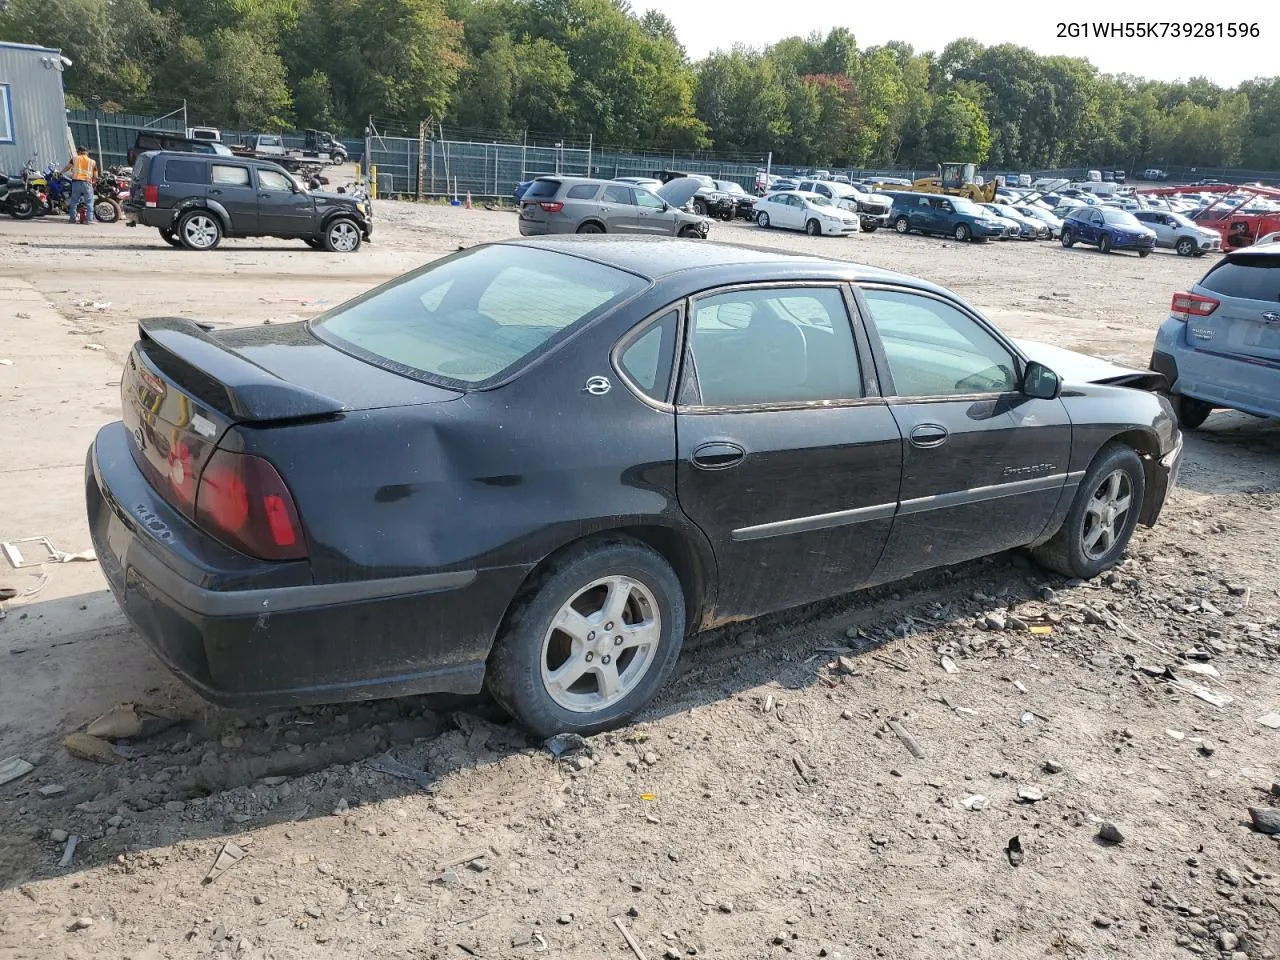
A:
165 158 208 185
525 179 561 200
1200 256 1280 302
312 245 647 385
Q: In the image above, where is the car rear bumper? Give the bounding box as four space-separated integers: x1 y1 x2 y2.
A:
518 217 574 236
1152 321 1280 419
87 422 529 707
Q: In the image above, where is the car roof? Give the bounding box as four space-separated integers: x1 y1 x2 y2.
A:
146 150 275 168
501 236 924 288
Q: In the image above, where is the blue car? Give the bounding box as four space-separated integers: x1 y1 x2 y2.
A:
1150 247 1280 428
1060 207 1156 256
883 192 1010 242
514 180 534 201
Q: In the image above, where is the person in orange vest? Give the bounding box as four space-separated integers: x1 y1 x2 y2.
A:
61 145 97 224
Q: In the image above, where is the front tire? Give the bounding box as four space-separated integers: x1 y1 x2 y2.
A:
1099 233 1113 254
894 215 910 234
756 211 770 228
1061 229 1074 248
324 217 362 252
805 218 821 236
8 192 36 220
692 200 707 217
486 538 687 738
1033 445 1145 580
677 225 702 239
1175 237 1195 256
953 223 971 242
862 222 879 233
178 210 222 250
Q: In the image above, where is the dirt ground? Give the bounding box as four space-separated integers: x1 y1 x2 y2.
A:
2 201 1280 960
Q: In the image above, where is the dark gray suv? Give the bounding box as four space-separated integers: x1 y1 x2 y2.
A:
518 177 710 238
124 151 372 252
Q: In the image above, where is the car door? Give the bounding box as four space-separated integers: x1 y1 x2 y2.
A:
632 187 675 235
674 283 903 619
255 167 314 237
772 194 798 230
207 162 259 233
856 284 1073 578
1087 209 1106 243
601 183 640 233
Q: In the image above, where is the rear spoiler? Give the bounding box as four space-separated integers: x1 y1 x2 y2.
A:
137 316 346 422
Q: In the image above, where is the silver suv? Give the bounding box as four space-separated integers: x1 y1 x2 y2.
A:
518 177 710 238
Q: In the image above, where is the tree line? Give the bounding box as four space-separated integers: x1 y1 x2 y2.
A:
3 0 1278 170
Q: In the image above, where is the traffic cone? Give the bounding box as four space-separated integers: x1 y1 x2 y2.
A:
465 191 472 209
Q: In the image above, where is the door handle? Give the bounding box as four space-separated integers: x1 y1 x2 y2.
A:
691 441 745 470
908 423 949 449
209 189 222 195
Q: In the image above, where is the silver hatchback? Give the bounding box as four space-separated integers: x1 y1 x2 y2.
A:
518 177 710 238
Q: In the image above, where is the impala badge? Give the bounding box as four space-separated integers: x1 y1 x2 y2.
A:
1263 311 1280 324
584 376 611 396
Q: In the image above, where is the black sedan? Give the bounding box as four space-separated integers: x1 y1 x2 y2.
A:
86 238 1182 736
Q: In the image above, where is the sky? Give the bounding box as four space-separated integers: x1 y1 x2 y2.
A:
640 0 1275 87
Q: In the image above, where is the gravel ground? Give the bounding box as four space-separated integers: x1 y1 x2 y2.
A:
1 201 1279 960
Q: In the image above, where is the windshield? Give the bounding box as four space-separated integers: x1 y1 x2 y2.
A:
716 181 747 195
1101 209 1141 227
312 246 646 385
950 197 981 215
1169 212 1197 228
808 195 834 208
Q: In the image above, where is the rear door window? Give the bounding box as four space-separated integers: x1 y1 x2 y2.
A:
211 165 251 186
164 159 208 185
566 183 600 200
602 185 633 205
1200 257 1280 302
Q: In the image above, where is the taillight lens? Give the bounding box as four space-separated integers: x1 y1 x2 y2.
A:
1170 291 1219 322
144 184 158 207
195 450 307 561
538 201 564 213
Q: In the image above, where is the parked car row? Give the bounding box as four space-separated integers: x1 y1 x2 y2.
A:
517 176 712 238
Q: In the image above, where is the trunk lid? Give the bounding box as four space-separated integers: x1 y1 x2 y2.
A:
1191 252 1280 364
123 316 461 515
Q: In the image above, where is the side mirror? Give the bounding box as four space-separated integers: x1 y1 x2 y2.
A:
1022 361 1061 400
662 201 669 212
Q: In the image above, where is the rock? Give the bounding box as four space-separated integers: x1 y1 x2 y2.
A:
837 656 858 675
316 862 333 875
68 918 93 932
332 798 348 814
983 612 1007 631
165 800 187 813
626 906 639 918
304 907 323 920
63 732 123 765
1089 654 1110 669
1043 760 1063 774
557 915 572 925
1231 953 1249 960
1016 787 1044 803
1227 583 1248 596
1248 808 1280 835
37 784 67 798
106 814 123 828
1198 741 1216 757
642 752 659 766
840 709 853 720
1220 931 1240 951
1098 821 1126 844
666 949 682 959
468 857 491 872
1006 615 1029 632
253 895 267 905
260 776 288 787
717 902 733 914
1187 922 1210 939
1272 783 1280 798
49 829 68 843
1039 587 1056 602
1217 867 1241 886
570 755 593 771
1093 915 1112 928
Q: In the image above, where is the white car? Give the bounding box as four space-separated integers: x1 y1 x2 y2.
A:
1257 231 1280 246
754 191 860 236
1131 210 1222 256
1012 204 1064 238
980 203 1044 239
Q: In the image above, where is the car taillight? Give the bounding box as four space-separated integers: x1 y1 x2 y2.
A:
538 201 563 213
195 449 307 561
144 184 158 207
1170 291 1219 322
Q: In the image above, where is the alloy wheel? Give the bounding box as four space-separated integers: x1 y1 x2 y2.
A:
1081 470 1132 561
329 221 359 252
540 575 661 713
183 214 218 249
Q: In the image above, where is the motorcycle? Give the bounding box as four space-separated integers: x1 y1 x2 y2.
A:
92 167 128 223
39 162 71 217
1 156 40 219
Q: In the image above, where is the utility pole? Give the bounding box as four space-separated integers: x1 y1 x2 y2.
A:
417 117 430 201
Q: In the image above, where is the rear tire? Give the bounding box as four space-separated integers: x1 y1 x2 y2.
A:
8 193 36 220
486 538 687 738
159 228 182 248
576 221 605 234
1176 237 1195 256
894 215 910 234
805 218 821 236
1033 444 1146 580
1060 229 1074 248
93 198 121 223
304 237 324 249
178 210 222 250
1099 233 1113 254
1173 395 1213 429
862 223 878 233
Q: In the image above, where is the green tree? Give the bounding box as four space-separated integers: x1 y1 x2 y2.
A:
925 91 991 163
